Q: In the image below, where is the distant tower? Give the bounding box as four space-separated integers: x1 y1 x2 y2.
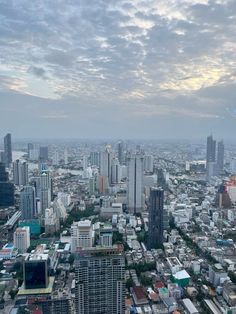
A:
39 165 52 219
148 188 164 249
39 146 49 162
0 162 14 207
144 155 154 173
206 135 216 163
20 186 37 220
117 141 124 165
206 135 217 180
13 160 28 186
127 152 144 214
111 158 121 184
100 146 112 185
217 140 224 175
4 133 12 167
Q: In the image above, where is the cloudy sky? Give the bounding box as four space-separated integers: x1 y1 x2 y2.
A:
0 0 236 140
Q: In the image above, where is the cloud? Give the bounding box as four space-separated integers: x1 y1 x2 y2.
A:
0 0 236 138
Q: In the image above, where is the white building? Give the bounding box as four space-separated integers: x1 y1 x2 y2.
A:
71 220 93 253
57 192 71 207
13 226 30 253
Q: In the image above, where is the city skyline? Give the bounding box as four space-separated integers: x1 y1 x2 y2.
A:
0 0 236 139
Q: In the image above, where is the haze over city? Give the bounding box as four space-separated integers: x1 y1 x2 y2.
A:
1 0 236 139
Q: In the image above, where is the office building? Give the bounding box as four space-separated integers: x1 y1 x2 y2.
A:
71 220 93 253
206 135 216 163
100 145 112 184
3 133 12 167
23 252 49 289
90 151 100 166
111 158 121 184
217 140 224 174
144 155 154 173
117 141 124 165
206 135 217 180
13 160 28 186
39 146 49 161
13 226 30 253
0 162 14 207
127 152 144 214
148 188 164 249
75 245 125 314
27 143 34 157
52 151 59 166
20 186 37 220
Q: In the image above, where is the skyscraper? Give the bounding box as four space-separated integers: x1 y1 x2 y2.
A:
127 152 144 214
206 135 217 180
4 133 12 167
144 155 154 173
117 141 124 165
0 162 14 207
148 188 164 249
20 186 37 220
217 140 224 175
13 160 28 186
75 246 125 314
111 158 121 184
39 146 49 161
100 146 112 185
206 135 216 163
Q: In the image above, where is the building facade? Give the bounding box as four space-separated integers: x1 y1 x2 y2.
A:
75 246 125 314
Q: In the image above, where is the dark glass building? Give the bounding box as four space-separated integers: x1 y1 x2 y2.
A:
0 163 14 207
39 146 49 161
148 188 164 249
4 133 12 166
24 258 49 289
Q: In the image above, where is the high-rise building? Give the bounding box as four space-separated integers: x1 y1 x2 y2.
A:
71 220 93 253
75 246 125 314
111 158 121 184
0 162 14 207
217 140 224 175
117 141 124 165
40 172 51 218
13 160 28 186
206 135 216 163
144 155 154 173
127 152 144 214
206 135 217 181
20 186 37 220
148 188 164 249
90 151 100 166
39 146 49 161
52 151 59 166
100 146 112 184
13 226 30 253
4 133 12 167
27 143 34 157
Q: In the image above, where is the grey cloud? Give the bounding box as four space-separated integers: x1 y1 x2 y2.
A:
0 0 236 139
